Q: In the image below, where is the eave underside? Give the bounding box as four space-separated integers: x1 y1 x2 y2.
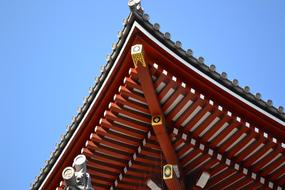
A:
56 60 284 190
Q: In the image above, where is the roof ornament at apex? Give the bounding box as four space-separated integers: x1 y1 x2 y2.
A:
128 0 143 13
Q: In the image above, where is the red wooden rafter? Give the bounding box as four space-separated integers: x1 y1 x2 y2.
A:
131 44 185 190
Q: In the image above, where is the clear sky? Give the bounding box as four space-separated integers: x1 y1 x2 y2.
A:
1 0 284 189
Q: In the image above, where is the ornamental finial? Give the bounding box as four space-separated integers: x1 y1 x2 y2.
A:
128 0 143 13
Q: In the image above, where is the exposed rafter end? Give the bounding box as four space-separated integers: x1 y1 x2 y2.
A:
146 179 162 190
196 171 210 189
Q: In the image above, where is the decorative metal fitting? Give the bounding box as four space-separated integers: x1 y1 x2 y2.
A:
232 79 239 86
209 64 216 72
163 164 173 179
131 44 146 68
142 13 149 21
244 86 250 93
163 164 179 179
186 49 193 56
267 99 273 106
198 57 204 64
255 92 262 100
151 115 163 126
62 167 76 186
153 23 160 31
175 41 182 48
62 155 93 190
221 72 227 79
164 32 171 40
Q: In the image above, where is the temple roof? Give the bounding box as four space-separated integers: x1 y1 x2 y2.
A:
32 1 285 189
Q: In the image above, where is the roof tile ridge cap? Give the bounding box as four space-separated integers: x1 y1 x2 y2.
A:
30 11 135 190
128 2 285 120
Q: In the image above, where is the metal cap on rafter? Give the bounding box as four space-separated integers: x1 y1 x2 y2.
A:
163 164 173 180
63 154 92 189
151 115 163 126
73 155 87 172
62 167 76 185
131 44 146 68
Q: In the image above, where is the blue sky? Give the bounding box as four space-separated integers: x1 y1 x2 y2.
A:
1 0 284 189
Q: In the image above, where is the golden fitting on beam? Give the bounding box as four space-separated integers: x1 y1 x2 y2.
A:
131 44 146 68
151 115 163 126
163 164 173 179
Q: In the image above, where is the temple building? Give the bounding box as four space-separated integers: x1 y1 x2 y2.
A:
32 1 285 189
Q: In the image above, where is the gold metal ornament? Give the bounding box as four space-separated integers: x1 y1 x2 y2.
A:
163 164 173 179
131 44 146 68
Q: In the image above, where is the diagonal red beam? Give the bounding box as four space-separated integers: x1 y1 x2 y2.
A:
131 44 185 190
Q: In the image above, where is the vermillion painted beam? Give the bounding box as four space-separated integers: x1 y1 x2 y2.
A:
131 44 185 190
